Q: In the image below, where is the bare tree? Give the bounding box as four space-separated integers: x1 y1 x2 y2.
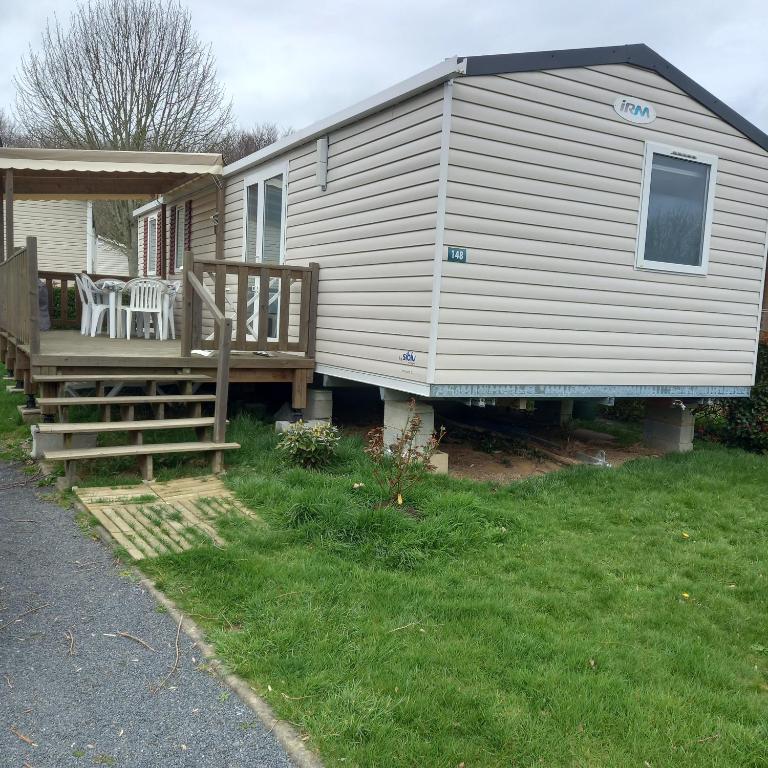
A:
0 108 32 147
217 123 284 164
15 0 234 272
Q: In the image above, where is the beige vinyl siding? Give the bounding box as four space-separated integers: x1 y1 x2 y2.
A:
279 88 444 383
14 200 88 272
95 238 129 274
436 65 768 387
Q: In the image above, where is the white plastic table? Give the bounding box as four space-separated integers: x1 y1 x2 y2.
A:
95 280 126 339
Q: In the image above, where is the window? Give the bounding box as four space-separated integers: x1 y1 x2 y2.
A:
243 163 288 340
146 216 157 276
245 183 259 263
243 165 287 264
636 142 717 275
262 175 284 264
175 206 184 270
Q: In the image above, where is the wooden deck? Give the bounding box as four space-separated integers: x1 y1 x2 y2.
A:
33 329 312 371
0 245 319 411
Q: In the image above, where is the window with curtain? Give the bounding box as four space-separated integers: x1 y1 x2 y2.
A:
262 175 284 264
147 217 157 275
245 184 259 263
636 143 717 274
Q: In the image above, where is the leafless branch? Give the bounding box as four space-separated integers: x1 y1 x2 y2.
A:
14 0 234 273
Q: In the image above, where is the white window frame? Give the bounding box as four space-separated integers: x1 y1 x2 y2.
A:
174 206 184 272
241 159 289 264
241 160 289 343
635 141 718 276
146 215 157 276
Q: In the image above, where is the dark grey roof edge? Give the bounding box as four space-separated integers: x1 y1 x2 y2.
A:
463 44 768 154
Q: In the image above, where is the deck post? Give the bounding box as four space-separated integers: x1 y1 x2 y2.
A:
182 249 194 356
213 315 232 444
26 237 40 355
4 170 13 259
306 262 320 359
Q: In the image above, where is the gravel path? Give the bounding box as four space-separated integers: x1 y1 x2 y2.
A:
0 461 294 768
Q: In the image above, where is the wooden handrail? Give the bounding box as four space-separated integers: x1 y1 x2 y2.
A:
0 239 40 352
183 250 231 443
192 255 315 273
187 271 226 323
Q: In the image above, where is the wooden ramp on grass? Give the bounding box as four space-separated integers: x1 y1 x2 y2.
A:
74 475 257 560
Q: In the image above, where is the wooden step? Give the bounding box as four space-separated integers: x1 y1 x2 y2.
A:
36 418 216 435
43 441 240 462
33 374 214 384
37 394 216 407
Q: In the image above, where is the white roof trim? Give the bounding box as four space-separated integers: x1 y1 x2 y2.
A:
223 57 467 178
133 199 161 218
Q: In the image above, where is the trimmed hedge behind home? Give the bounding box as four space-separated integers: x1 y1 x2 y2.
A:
50 286 78 328
721 343 768 452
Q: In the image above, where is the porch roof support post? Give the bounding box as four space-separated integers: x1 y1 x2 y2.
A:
0 185 4 262
5 169 13 259
159 202 167 279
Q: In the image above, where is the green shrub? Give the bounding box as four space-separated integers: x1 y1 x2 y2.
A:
50 285 78 328
276 421 340 469
599 397 645 422
718 343 768 452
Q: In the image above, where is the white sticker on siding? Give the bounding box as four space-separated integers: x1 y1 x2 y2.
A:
613 95 656 124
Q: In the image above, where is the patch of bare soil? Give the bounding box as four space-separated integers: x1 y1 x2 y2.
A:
443 441 561 483
533 424 659 468
341 415 658 486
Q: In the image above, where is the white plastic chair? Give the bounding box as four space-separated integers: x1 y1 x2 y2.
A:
121 278 165 340
73 274 90 335
163 281 181 340
79 273 110 337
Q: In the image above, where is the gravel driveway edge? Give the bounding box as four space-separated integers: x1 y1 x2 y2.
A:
77 497 324 768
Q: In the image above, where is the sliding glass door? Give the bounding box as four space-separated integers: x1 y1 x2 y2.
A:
243 162 288 340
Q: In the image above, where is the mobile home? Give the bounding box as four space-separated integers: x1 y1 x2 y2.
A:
135 44 768 449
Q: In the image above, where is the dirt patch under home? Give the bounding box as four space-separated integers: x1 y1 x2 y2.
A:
341 417 657 485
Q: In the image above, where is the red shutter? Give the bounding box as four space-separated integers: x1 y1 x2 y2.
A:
156 215 162 275
142 219 148 276
168 206 177 275
184 200 192 253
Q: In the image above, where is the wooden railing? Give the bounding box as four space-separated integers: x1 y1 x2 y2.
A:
182 252 319 357
39 270 130 329
0 237 40 354
185 270 231 443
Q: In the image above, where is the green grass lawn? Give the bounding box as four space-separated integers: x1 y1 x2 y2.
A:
133 416 768 768
0 372 764 766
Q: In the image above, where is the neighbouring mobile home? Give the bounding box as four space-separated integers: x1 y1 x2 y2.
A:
134 44 768 449
13 199 129 274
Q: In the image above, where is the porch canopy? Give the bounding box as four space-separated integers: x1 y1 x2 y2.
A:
0 145 223 262
0 147 222 201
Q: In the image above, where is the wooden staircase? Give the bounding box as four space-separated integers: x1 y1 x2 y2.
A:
33 373 239 487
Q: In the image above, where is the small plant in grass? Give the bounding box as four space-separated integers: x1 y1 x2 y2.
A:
276 421 340 469
366 398 445 507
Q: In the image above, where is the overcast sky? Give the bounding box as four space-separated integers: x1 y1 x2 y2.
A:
1 0 766 135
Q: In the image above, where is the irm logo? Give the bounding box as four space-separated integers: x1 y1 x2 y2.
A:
613 95 656 124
